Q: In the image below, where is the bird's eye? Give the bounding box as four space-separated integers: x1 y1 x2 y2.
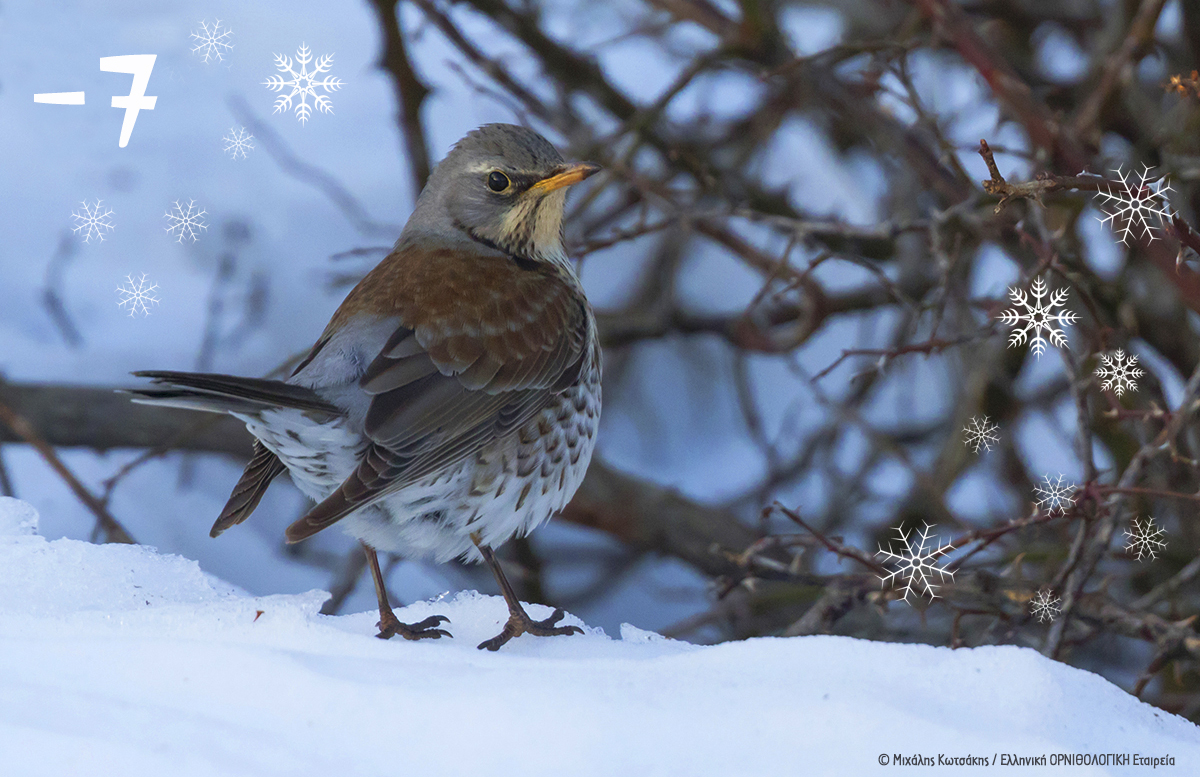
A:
487 171 511 192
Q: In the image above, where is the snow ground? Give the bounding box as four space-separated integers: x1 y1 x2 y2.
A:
3 497 1198 776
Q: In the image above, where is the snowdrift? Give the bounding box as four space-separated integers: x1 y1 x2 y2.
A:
1 496 1197 776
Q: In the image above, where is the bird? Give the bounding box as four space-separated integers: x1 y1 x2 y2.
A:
127 124 602 651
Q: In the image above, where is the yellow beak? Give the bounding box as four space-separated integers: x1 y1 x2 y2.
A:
530 162 602 194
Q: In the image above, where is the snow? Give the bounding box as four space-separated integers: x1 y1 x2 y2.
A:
3 497 1198 776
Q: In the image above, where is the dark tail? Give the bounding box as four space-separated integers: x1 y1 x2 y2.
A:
123 370 341 416
124 371 339 538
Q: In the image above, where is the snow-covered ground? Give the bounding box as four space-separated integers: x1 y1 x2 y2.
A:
3 497 1197 776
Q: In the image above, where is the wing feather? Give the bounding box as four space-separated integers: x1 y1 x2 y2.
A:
211 440 287 537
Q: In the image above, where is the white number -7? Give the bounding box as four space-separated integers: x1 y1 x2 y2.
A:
99 55 157 148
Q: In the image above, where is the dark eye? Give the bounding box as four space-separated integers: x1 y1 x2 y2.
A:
487 171 511 192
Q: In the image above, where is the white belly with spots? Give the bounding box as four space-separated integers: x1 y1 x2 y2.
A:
237 375 601 563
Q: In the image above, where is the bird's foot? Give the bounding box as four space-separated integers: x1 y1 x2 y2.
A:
477 607 583 651
376 612 452 641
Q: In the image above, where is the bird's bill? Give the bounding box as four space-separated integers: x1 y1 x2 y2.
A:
531 162 602 194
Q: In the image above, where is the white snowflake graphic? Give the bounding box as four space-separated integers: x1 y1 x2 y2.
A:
1030 588 1061 623
1095 349 1144 396
263 43 343 124
1094 165 1172 245
191 20 233 64
1123 516 1166 562
71 200 115 244
997 276 1079 359
963 415 1000 453
876 523 955 603
116 274 160 317
1033 473 1076 515
222 126 254 160
164 200 208 243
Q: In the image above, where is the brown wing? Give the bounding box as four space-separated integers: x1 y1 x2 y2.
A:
285 246 590 543
211 440 287 537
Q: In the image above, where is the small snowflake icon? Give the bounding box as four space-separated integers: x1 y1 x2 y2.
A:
1033 474 1076 515
877 523 955 603
116 274 160 317
1095 349 1144 396
191 20 233 64
1030 588 1061 623
71 200 115 244
1094 165 1172 245
164 199 208 243
1123 517 1166 562
963 415 1000 453
997 276 1079 359
263 43 343 124
222 126 254 160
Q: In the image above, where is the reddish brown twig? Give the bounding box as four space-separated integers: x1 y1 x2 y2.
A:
0 396 135 544
908 0 1088 169
944 508 1065 573
1071 0 1170 139
1169 214 1200 271
978 139 1113 212
773 503 890 576
1047 357 1200 658
813 334 988 381
1099 486 1200 504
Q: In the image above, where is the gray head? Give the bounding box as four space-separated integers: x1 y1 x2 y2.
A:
401 124 600 264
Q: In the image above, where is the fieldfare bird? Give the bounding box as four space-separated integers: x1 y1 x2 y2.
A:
129 124 602 650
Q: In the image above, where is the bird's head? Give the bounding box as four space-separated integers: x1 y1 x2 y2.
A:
405 124 600 265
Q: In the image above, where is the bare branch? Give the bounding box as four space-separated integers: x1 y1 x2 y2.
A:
0 393 135 544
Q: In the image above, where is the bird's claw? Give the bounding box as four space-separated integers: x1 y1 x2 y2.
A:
477 607 583 651
377 613 452 641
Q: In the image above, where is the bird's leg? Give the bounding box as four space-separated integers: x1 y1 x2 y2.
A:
363 542 451 641
472 533 582 651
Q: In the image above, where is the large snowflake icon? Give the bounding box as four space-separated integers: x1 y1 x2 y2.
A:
191 20 233 64
222 126 254 160
71 200 115 244
1033 473 1076 515
1094 165 1172 245
1095 349 1144 396
876 523 955 603
962 415 1000 453
997 276 1079 359
116 274 160 317
164 200 208 243
1123 517 1166 562
1030 588 1061 623
263 44 343 124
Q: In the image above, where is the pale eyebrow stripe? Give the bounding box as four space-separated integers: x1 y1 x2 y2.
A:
466 161 541 179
